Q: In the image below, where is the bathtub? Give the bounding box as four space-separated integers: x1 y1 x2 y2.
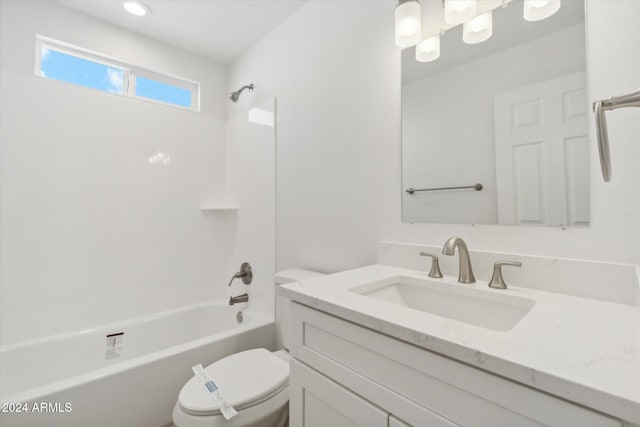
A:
0 301 275 427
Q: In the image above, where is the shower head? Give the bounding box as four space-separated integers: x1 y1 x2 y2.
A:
229 83 254 102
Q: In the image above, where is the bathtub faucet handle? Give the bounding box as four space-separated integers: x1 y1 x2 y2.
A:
227 262 253 286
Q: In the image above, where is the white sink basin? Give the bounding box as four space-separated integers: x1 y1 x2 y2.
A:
350 276 535 331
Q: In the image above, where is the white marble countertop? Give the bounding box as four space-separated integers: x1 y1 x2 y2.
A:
280 264 640 423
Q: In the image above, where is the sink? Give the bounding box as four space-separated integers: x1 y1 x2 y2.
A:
350 276 535 331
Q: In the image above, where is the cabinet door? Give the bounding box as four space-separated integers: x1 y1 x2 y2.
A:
289 359 388 427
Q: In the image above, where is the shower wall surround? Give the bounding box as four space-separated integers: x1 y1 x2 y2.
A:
224 98 277 318
228 0 640 273
0 1 230 344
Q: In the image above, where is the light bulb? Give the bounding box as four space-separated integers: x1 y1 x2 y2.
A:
463 11 492 44
523 0 561 21
395 1 422 48
444 0 477 25
416 35 440 63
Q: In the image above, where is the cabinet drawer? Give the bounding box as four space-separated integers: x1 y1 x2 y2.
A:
290 302 621 427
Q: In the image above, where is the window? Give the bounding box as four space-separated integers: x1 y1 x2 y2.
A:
35 36 199 111
135 75 192 108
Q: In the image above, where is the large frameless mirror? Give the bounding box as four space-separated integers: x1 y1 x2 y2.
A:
401 0 588 226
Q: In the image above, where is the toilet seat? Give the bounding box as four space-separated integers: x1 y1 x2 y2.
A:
178 348 289 416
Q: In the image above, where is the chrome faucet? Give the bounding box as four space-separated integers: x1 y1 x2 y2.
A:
442 237 475 284
229 293 249 305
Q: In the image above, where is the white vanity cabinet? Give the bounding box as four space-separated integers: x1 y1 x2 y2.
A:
288 302 623 427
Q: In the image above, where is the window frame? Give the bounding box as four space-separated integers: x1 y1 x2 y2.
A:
35 35 201 112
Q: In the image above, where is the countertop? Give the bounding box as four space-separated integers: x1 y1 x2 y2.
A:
279 264 640 423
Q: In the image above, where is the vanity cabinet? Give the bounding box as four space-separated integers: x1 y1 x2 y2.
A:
288 302 623 427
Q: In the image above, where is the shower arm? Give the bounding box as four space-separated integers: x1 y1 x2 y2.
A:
592 88 640 182
236 84 254 94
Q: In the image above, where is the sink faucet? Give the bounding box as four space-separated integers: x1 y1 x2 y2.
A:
442 237 476 284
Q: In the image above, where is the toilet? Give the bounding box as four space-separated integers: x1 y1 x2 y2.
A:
172 269 324 427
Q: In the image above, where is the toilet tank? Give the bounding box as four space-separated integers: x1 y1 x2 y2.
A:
275 269 324 350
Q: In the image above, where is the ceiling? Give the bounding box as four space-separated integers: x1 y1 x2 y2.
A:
56 0 307 65
54 1 584 78
402 0 585 84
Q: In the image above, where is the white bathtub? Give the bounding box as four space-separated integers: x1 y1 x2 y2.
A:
0 301 275 427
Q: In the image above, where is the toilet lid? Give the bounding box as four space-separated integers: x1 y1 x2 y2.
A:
178 348 289 416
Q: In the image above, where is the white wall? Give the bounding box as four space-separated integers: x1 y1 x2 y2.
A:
584 0 640 263
402 25 585 224
228 0 640 275
0 1 230 344
228 1 400 273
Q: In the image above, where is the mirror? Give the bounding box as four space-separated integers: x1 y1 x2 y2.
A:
401 0 587 226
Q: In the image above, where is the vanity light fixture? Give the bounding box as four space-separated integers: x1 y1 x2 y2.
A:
395 0 422 48
123 0 152 17
463 11 492 44
400 0 561 63
416 35 440 62
523 0 561 21
444 0 477 25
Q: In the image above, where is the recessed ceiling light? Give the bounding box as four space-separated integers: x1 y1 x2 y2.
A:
123 1 152 17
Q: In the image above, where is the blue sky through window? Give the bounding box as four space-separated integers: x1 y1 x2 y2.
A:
135 76 191 108
41 48 123 94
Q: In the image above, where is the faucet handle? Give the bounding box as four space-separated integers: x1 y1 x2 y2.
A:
419 252 443 278
489 261 522 289
228 262 253 286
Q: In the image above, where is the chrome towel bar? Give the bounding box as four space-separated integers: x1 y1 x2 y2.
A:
406 183 483 195
592 88 640 182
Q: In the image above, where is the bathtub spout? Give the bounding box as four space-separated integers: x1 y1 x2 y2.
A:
229 293 249 305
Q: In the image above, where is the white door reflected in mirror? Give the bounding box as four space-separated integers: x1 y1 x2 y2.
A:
494 72 589 226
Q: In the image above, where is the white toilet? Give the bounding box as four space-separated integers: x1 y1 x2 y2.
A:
172 269 324 427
